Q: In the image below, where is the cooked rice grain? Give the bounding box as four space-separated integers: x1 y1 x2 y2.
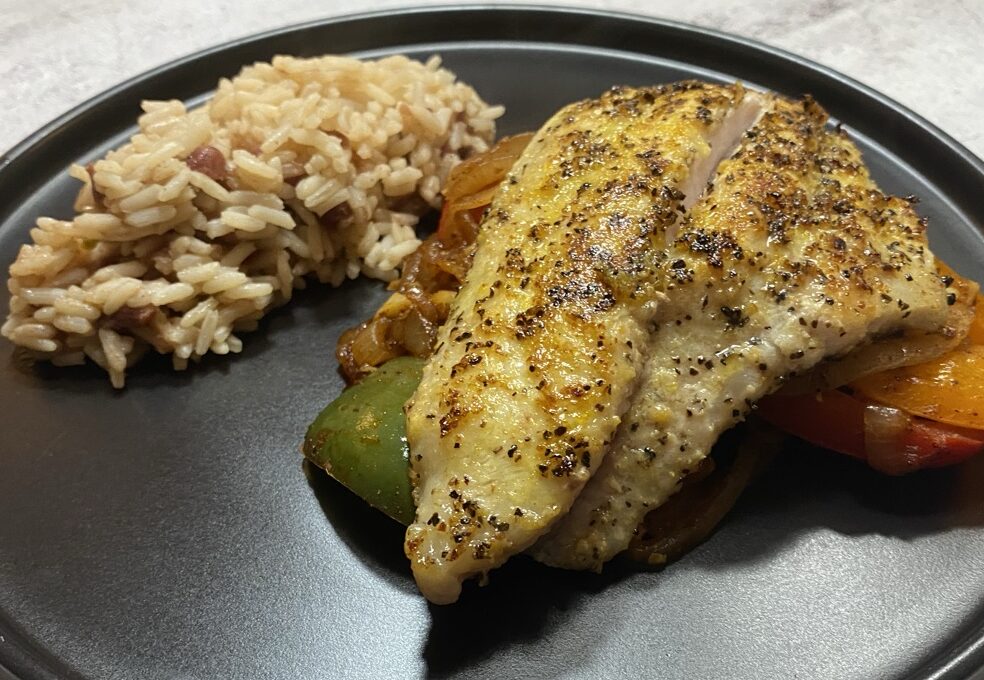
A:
2 54 502 386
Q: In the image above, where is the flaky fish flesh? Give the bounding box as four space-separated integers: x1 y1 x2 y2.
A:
404 82 956 602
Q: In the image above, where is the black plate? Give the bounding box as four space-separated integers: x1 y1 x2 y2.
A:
2 6 983 680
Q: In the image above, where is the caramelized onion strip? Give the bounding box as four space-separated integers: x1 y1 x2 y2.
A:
335 133 532 383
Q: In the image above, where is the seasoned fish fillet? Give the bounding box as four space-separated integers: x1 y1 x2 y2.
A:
532 94 955 569
404 83 765 603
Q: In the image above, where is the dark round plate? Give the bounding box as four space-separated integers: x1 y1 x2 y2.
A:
2 6 983 680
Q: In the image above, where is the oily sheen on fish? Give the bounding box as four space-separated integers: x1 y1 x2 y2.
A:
532 94 955 569
404 83 763 604
404 81 957 600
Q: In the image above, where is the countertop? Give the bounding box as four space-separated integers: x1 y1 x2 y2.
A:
0 4 982 680
0 0 982 160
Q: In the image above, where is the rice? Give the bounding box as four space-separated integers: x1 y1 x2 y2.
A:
1 54 503 387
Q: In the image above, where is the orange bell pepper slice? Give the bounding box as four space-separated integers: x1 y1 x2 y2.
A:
851 344 984 430
851 264 984 430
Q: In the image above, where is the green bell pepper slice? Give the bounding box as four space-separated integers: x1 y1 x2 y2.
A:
303 356 423 525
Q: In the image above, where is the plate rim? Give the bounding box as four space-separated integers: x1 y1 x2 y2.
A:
1 4 981 211
1 5 982 680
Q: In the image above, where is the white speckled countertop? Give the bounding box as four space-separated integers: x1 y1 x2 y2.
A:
0 0 982 159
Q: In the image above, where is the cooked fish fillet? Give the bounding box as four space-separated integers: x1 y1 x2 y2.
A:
532 94 955 569
404 83 766 604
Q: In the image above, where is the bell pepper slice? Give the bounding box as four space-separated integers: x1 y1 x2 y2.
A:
757 389 984 473
851 264 984 430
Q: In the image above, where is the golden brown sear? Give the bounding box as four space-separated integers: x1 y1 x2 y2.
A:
400 82 958 602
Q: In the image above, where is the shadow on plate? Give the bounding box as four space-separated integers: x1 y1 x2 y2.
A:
421 557 629 680
304 459 415 592
694 440 984 571
305 459 627 678
307 432 984 677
